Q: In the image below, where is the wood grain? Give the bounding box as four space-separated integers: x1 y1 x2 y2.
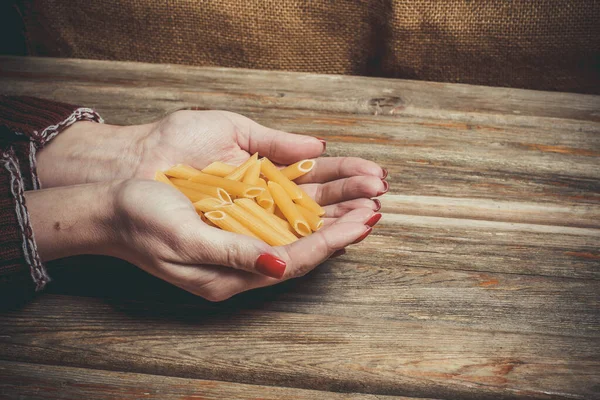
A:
0 56 598 400
0 295 597 400
0 361 419 400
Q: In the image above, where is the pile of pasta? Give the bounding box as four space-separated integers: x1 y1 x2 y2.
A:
154 154 324 246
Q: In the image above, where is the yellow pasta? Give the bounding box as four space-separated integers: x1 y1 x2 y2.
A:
260 158 303 200
189 172 264 198
170 178 232 203
234 198 298 243
204 210 260 239
193 197 225 213
281 159 315 181
201 161 236 177
294 192 326 217
220 203 294 246
177 186 212 202
242 159 261 185
154 171 176 187
255 178 275 212
224 153 259 181
268 181 311 237
164 164 204 179
296 203 324 231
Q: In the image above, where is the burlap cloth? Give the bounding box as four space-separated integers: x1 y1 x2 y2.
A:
10 0 600 93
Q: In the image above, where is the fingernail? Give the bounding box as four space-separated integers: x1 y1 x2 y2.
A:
331 248 346 258
353 226 373 244
376 180 389 196
373 198 381 212
316 137 327 151
255 254 286 279
365 213 382 227
382 168 388 179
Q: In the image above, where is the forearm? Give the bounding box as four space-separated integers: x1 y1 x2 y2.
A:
24 181 120 261
36 121 150 188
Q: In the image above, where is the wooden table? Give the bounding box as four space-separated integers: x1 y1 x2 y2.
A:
0 56 598 400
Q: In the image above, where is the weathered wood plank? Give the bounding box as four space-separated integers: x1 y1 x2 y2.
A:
39 254 599 338
0 360 418 400
1 56 599 126
0 295 596 400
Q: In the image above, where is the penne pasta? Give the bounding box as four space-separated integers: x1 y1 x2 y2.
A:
255 178 275 212
281 159 315 181
268 181 311 237
170 178 232 203
189 172 264 198
164 164 204 179
294 192 326 217
220 203 294 246
224 153 259 181
234 199 298 243
201 161 236 177
260 158 303 200
296 203 324 231
242 159 261 185
204 210 260 239
177 186 212 202
154 171 176 187
193 197 225 213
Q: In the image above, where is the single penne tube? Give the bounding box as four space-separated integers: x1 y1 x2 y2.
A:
164 164 204 179
260 158 303 200
193 197 225 213
201 161 236 177
189 172 264 198
234 199 298 243
177 186 212 202
281 159 315 181
224 153 259 181
220 203 294 246
296 203 324 231
294 191 326 217
268 181 311 237
154 171 176 187
170 178 232 203
242 159 261 185
255 178 275 211
204 210 260 239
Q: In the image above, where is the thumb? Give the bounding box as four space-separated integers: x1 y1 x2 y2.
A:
238 116 326 164
197 226 288 279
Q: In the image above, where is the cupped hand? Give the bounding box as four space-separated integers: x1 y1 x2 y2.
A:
111 179 380 301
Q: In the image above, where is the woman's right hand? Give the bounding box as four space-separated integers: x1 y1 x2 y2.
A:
26 179 378 301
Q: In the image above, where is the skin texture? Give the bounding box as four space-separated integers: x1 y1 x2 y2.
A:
28 110 387 301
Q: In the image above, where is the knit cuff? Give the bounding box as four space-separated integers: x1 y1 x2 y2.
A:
0 147 48 291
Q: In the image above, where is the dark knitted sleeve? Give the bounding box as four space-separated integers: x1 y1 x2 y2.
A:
0 96 103 290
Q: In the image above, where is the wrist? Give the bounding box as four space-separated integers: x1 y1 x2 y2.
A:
25 180 123 261
35 121 149 188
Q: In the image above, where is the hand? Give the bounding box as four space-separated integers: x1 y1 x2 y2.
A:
36 110 388 211
26 179 381 301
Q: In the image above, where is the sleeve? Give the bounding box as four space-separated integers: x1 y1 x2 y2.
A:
0 95 103 290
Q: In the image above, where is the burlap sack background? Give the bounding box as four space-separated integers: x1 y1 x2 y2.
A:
8 0 600 93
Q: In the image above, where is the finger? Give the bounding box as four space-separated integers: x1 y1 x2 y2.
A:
323 198 380 218
236 115 325 163
187 224 289 279
322 205 376 227
294 157 385 184
301 176 387 206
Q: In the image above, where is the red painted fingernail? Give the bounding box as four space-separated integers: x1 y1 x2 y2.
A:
255 254 286 279
382 168 388 179
331 248 346 258
376 180 389 196
373 199 381 212
365 213 382 227
316 137 327 151
353 226 373 244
